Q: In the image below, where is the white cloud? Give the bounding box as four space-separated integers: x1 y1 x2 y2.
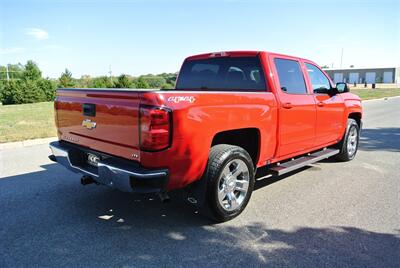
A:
0 47 26 55
25 28 49 40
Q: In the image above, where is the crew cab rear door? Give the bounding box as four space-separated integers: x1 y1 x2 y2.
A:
270 55 317 158
303 61 346 145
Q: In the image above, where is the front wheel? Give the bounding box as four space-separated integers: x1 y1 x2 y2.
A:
202 144 255 222
335 118 360 161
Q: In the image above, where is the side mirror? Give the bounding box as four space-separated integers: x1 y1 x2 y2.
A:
336 82 349 93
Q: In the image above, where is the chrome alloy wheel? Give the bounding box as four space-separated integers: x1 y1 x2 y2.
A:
347 126 358 156
217 159 250 211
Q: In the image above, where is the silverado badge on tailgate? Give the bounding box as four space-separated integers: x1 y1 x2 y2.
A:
82 119 97 130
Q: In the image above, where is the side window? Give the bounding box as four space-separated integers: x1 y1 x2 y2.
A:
305 63 331 93
274 59 307 94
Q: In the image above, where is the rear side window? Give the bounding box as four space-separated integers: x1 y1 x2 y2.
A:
274 58 307 94
176 57 266 91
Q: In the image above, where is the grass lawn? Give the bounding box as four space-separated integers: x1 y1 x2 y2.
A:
0 102 56 143
350 88 400 100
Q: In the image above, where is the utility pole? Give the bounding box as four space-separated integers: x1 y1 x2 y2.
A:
6 64 10 82
340 48 344 69
108 65 113 84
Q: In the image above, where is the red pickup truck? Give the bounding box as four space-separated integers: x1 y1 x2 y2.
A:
49 51 362 222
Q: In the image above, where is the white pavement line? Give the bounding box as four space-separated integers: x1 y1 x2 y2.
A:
0 137 57 150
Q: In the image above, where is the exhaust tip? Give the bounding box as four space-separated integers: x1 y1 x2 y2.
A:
48 155 57 162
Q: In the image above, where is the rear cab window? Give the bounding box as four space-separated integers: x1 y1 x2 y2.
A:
274 58 307 94
176 56 267 91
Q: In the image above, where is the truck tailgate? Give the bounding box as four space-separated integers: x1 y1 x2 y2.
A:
55 89 142 160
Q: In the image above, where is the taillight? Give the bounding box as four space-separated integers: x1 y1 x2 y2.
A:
139 105 171 151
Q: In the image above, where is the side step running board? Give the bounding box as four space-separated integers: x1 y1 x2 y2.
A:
269 148 340 176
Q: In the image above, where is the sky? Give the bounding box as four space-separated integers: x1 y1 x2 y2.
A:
1 0 399 78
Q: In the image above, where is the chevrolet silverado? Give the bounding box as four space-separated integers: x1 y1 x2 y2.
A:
49 51 363 222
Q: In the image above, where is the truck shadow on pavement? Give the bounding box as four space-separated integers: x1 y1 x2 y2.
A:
359 127 400 152
1 164 399 267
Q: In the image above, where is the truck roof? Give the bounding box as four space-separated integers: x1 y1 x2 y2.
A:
185 51 310 62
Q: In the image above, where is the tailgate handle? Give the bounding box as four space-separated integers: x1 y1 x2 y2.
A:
83 103 96 117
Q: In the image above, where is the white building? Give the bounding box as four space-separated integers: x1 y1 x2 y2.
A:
324 67 400 84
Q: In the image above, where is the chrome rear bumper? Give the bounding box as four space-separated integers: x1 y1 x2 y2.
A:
49 141 168 193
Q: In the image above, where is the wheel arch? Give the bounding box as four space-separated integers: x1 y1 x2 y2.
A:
348 112 362 127
211 128 261 167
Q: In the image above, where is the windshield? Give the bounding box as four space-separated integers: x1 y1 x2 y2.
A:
176 56 267 91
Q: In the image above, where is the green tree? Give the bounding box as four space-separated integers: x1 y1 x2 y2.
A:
135 77 149 89
1 80 23 104
78 75 92 88
142 76 166 88
23 60 42 81
22 80 46 103
159 72 177 85
161 83 174 89
115 74 133 88
91 76 114 88
0 82 4 103
59 69 75 88
37 78 57 101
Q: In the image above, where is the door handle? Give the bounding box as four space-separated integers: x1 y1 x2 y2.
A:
317 102 324 107
282 102 293 109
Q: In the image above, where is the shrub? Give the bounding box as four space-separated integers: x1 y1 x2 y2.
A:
115 74 133 88
21 80 46 103
1 80 24 104
135 77 149 89
91 76 114 88
161 83 174 89
142 76 166 88
37 78 57 101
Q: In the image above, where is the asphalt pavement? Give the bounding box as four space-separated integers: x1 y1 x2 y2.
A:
1 97 399 267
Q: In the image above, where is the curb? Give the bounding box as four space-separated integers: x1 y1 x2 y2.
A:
0 137 57 150
362 95 400 102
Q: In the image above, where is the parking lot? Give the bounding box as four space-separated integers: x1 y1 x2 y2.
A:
1 97 399 267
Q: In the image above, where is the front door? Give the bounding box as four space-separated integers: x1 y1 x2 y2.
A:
304 62 346 145
272 57 317 157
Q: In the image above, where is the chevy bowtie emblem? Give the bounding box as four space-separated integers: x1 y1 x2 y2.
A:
82 119 97 130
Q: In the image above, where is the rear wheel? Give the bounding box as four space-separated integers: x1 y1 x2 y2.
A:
202 144 255 222
335 118 360 161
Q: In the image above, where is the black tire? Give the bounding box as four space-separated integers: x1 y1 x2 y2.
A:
335 118 360 161
201 144 255 222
